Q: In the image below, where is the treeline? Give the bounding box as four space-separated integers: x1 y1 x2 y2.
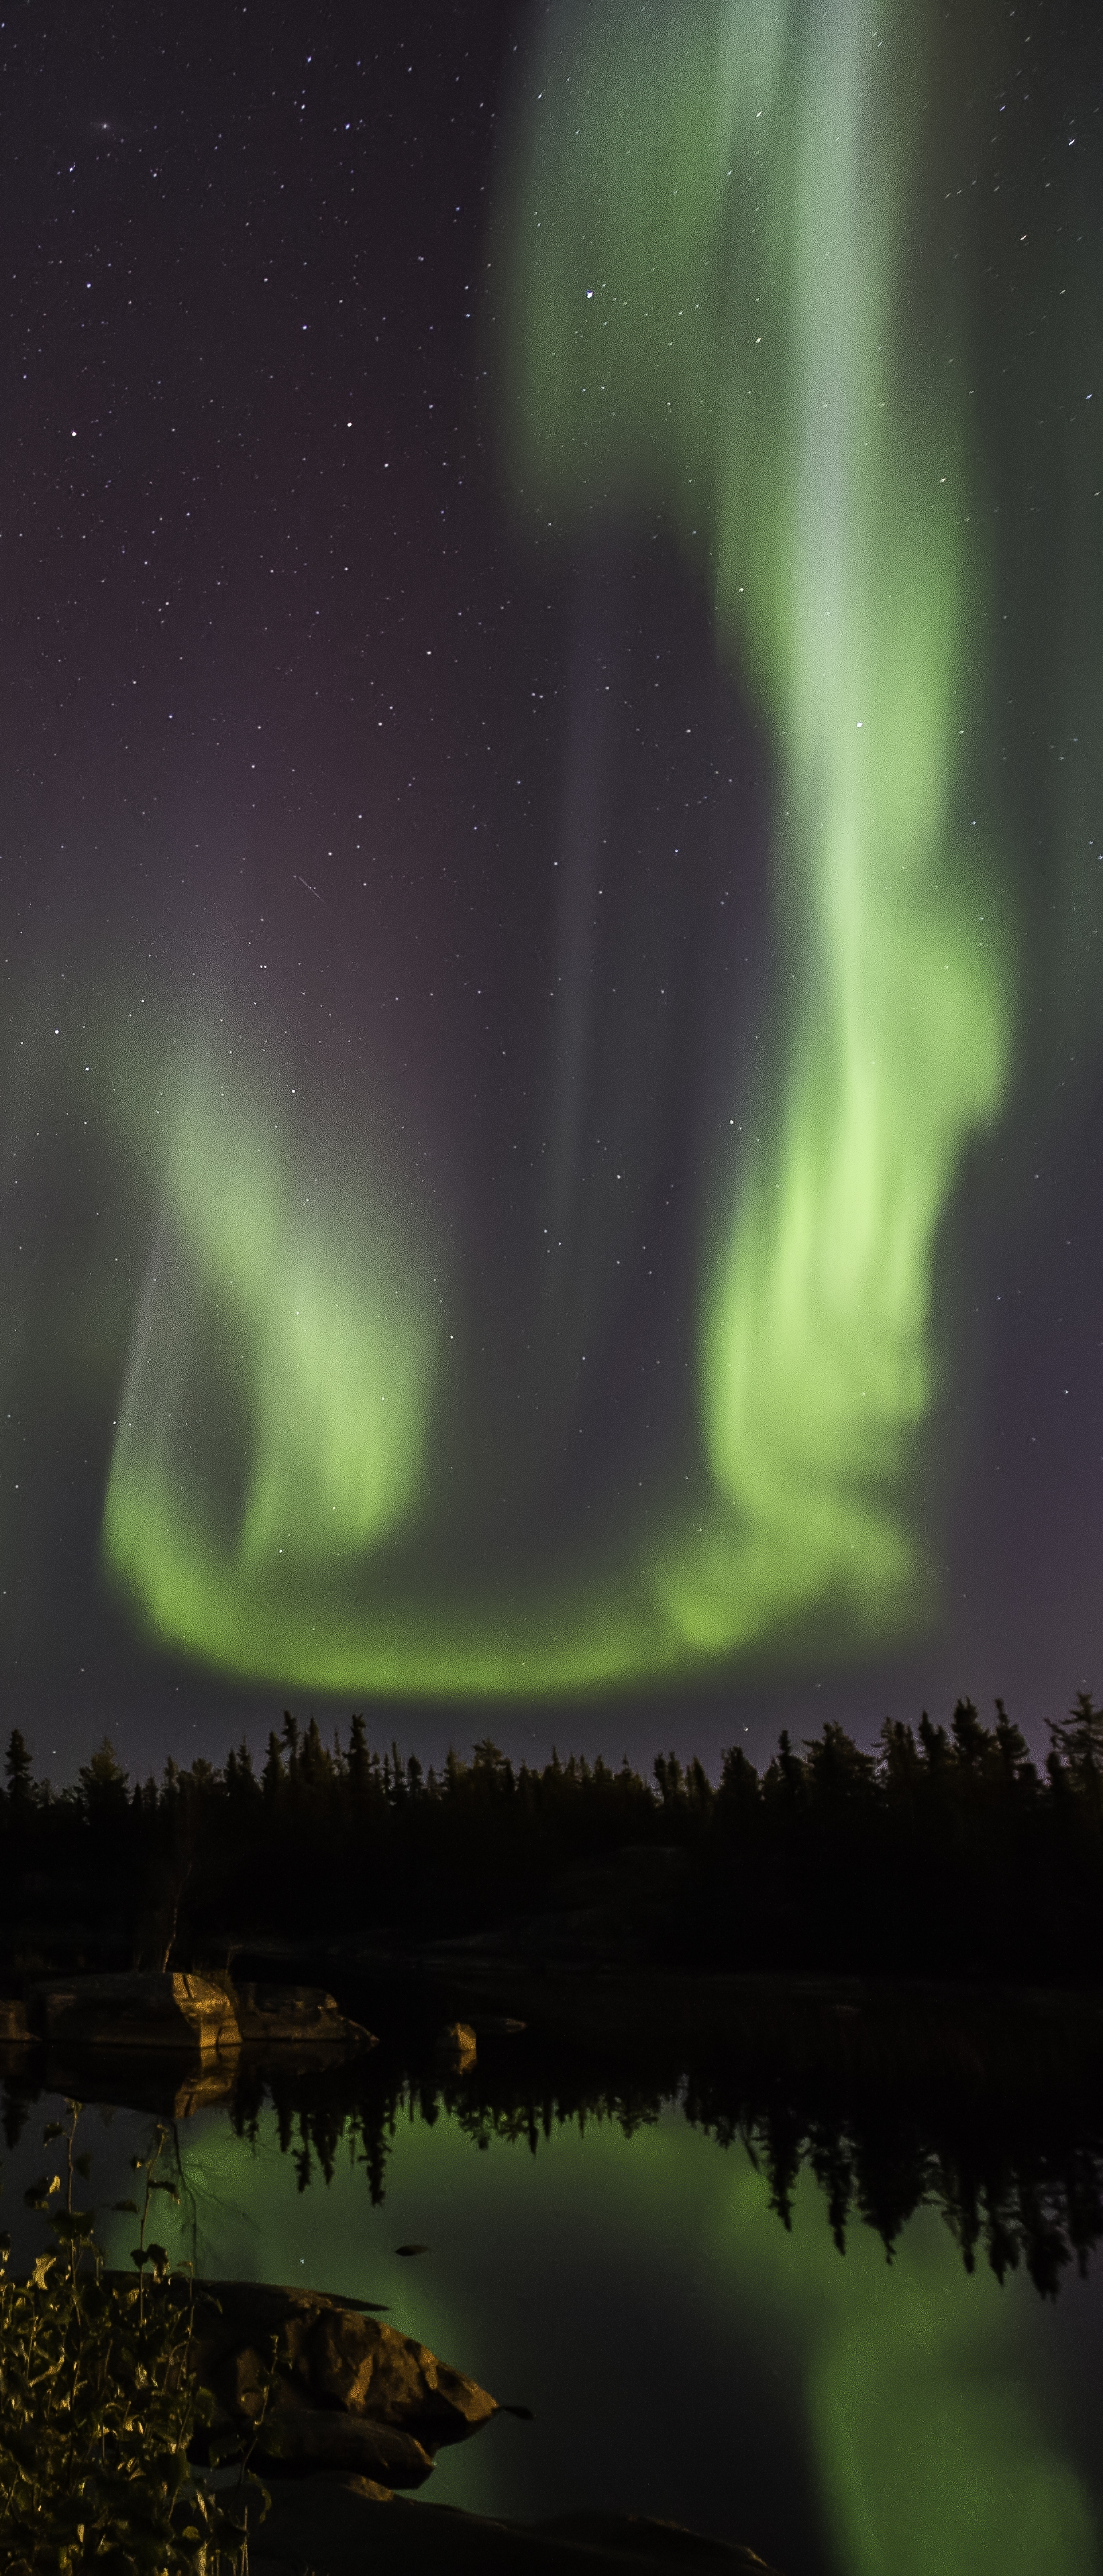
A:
1 1694 1102 1983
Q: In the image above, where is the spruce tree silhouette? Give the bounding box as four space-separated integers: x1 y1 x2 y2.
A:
1047 1692 1103 1821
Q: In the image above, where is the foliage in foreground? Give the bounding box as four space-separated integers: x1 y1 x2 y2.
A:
0 2106 265 2575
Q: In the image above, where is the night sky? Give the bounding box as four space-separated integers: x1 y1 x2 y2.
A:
4 0 1103 1783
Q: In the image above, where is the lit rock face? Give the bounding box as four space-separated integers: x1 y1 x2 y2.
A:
190 2281 501 2487
25 1972 376 2061
28 1971 241 2057
435 2019 478 2070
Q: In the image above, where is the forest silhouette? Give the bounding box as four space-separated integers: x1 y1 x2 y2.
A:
1 1693 1102 1985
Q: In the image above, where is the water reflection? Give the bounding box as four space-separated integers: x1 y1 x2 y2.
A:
1 2032 1100 2575
3 2027 1103 2293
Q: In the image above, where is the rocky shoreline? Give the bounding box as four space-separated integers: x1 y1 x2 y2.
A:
182 2275 511 2487
0 1968 382 2114
0 1968 376 2056
180 2278 780 2575
5 1951 1103 2101
10 1960 1093 2568
242 2479 784 2573
0 1974 786 2565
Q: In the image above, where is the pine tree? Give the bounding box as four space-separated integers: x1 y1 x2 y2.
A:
686 1756 712 1812
443 1746 465 1798
346 1713 370 1799
993 1699 1035 1791
878 1717 921 1811
774 1728 804 1806
802 1723 875 1809
918 1711 950 1773
653 1750 684 1806
717 1743 760 1831
4 1727 32 1812
262 1731 284 1802
1047 1690 1103 1820
300 1716 329 1793
76 1737 129 1816
950 1697 990 1773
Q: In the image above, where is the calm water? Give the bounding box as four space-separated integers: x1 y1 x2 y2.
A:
2 2035 1102 2576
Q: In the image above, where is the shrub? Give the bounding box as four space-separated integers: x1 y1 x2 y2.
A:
0 2104 266 2575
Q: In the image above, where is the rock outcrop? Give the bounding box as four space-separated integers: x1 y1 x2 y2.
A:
23 1971 376 2061
185 2279 501 2485
28 1972 240 2057
227 1978 376 2049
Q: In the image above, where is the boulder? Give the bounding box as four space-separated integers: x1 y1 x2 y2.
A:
229 1978 376 2049
186 2280 500 2485
435 2019 477 2068
261 2414 435 2483
28 1972 240 2057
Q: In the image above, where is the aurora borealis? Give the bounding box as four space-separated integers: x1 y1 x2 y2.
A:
501 0 1011 1660
3 0 1103 1760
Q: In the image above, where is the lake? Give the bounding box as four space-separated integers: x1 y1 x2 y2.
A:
2 1987 1102 2576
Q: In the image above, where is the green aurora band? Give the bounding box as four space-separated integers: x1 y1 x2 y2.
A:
102 0 1012 1695
106 1056 438 1589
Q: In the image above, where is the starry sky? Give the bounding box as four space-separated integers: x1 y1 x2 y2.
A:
4 0 1103 1782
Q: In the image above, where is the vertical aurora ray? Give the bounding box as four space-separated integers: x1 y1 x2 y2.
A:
497 0 1010 1654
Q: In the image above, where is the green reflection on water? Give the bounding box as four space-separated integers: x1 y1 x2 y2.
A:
713 2142 1096 2576
759 2190 1094 2576
815 2299 1093 2576
96 2098 1098 2576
